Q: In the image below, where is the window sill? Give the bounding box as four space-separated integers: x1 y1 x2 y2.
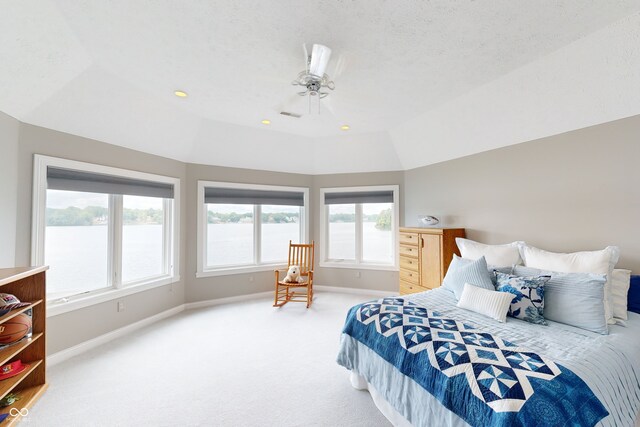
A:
196 264 288 278
46 275 180 317
319 261 399 272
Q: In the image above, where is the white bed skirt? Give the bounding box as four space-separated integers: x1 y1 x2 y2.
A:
350 371 413 427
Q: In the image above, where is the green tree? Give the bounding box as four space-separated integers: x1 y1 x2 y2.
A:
328 213 355 222
375 208 392 231
46 205 163 226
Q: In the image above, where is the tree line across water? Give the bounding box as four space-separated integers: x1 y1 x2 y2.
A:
46 206 393 231
46 206 163 226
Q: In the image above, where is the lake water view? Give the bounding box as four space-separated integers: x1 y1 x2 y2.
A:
45 222 393 297
45 224 164 297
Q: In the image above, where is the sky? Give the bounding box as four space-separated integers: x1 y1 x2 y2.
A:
47 190 162 209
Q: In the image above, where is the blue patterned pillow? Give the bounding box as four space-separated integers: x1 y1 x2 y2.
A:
495 272 551 325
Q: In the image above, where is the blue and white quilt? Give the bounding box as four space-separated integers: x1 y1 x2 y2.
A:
337 291 637 427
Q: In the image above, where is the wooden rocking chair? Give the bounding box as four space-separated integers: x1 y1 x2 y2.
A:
273 241 315 308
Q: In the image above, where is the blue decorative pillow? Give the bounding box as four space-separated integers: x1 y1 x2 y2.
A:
490 265 514 285
442 255 495 300
629 275 640 314
495 272 550 325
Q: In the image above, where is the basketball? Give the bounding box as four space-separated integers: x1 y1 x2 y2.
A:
0 314 32 344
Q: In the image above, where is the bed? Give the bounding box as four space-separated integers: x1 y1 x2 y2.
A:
337 286 640 427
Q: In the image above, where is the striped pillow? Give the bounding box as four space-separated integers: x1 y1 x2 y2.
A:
442 255 495 300
457 283 515 323
513 266 608 334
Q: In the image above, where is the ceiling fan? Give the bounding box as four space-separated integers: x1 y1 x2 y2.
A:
291 44 335 100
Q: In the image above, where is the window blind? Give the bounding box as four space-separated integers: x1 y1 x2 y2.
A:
47 167 175 199
204 187 304 206
324 190 394 205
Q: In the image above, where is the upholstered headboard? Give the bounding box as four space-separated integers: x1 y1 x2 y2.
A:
629 275 640 314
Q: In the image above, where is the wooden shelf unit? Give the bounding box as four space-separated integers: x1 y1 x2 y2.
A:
0 267 48 426
398 228 465 295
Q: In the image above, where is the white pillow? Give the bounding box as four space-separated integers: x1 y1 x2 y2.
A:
519 245 619 325
455 238 524 267
611 269 631 321
457 283 515 323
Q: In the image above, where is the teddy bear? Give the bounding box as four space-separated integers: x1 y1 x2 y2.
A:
283 265 304 283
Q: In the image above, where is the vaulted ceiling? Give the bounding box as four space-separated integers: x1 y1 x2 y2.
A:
2 1 640 174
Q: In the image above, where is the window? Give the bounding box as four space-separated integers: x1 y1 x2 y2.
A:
45 190 110 296
32 155 180 311
320 186 399 270
121 195 167 283
197 182 309 276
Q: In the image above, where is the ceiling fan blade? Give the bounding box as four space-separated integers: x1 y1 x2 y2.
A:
277 93 307 114
332 53 348 80
322 96 337 116
303 43 309 74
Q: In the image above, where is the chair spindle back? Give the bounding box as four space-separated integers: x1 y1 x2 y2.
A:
287 240 315 275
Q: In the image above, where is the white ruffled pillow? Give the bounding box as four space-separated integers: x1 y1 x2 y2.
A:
457 283 515 323
519 245 619 325
455 238 524 267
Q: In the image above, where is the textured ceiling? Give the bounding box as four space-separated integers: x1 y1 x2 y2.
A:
2 1 640 173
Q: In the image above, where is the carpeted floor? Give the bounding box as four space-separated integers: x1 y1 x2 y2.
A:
27 292 392 427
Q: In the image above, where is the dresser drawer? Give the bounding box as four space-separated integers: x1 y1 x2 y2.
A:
399 232 419 246
399 256 419 272
399 280 429 295
399 269 419 284
399 244 419 258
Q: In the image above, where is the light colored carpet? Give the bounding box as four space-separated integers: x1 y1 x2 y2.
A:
28 292 392 427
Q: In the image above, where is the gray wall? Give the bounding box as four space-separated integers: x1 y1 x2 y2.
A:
404 115 640 272
0 112 19 267
185 163 314 302
16 124 188 354
311 171 405 292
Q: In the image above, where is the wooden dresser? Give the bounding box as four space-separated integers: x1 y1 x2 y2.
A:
399 227 465 295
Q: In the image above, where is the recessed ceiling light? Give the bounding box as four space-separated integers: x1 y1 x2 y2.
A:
261 119 271 125
340 125 350 131
174 90 188 98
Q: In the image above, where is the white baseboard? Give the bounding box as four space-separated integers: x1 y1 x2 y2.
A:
184 291 273 310
47 304 185 367
48 286 393 366
314 285 395 297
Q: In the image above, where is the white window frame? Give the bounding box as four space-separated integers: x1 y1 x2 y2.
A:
196 181 309 277
319 185 399 271
32 155 181 316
